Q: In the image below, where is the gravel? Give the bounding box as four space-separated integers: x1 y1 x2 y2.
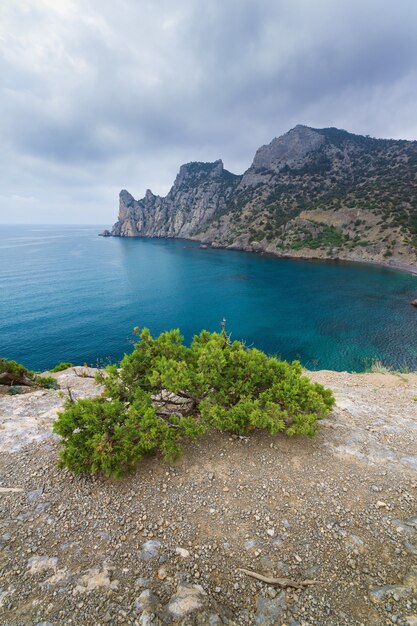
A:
0 368 416 624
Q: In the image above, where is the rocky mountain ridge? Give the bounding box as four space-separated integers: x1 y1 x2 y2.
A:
108 125 417 269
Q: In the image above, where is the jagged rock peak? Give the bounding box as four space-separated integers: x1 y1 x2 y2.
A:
173 159 224 188
251 125 325 172
119 189 135 206
180 158 223 171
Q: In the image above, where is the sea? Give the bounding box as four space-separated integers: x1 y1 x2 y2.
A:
1 224 416 372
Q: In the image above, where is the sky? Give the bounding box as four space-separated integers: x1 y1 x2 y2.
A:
1 0 417 224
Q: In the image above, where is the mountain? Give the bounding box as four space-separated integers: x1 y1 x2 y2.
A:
108 125 417 267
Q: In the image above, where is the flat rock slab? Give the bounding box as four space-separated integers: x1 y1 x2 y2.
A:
0 367 102 452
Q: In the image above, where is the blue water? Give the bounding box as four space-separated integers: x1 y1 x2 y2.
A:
0 224 416 372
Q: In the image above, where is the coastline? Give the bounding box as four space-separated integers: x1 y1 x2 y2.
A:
274 250 417 277
276 250 417 277
105 231 417 278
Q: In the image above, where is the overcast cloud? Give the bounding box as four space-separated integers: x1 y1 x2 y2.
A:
1 0 417 224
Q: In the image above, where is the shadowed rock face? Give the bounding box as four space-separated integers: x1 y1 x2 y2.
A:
110 125 417 266
253 125 325 170
240 125 326 187
112 159 241 239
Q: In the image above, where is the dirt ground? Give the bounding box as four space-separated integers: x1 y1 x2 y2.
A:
0 368 416 625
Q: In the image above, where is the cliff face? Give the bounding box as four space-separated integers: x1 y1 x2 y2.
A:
110 125 417 266
112 160 241 239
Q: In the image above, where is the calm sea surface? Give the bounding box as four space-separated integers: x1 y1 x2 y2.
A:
1 224 416 372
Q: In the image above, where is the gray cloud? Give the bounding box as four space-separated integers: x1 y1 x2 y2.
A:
1 0 417 223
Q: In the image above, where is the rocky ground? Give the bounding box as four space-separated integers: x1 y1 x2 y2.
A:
0 367 416 625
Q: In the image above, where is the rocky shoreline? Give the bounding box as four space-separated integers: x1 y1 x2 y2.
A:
1 367 417 624
102 230 417 278
106 125 417 274
194 236 417 277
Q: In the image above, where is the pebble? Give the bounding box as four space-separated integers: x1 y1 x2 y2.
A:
175 547 190 558
27 488 43 503
157 566 167 580
140 539 161 561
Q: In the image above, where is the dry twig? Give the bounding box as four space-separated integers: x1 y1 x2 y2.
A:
238 568 321 589
73 368 96 379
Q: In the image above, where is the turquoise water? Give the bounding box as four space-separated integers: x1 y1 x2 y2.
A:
1 224 416 372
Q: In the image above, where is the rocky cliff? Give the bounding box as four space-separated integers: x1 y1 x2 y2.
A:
112 159 240 239
109 125 417 268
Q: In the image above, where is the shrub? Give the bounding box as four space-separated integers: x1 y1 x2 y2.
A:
53 392 205 477
0 358 36 386
37 375 58 389
53 326 335 477
50 362 74 373
9 385 23 395
0 358 58 389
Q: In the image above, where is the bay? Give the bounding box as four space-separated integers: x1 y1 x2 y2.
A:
0 224 416 372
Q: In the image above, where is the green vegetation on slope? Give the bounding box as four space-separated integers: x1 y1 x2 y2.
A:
289 224 348 250
115 127 417 260
209 133 417 252
50 362 74 372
